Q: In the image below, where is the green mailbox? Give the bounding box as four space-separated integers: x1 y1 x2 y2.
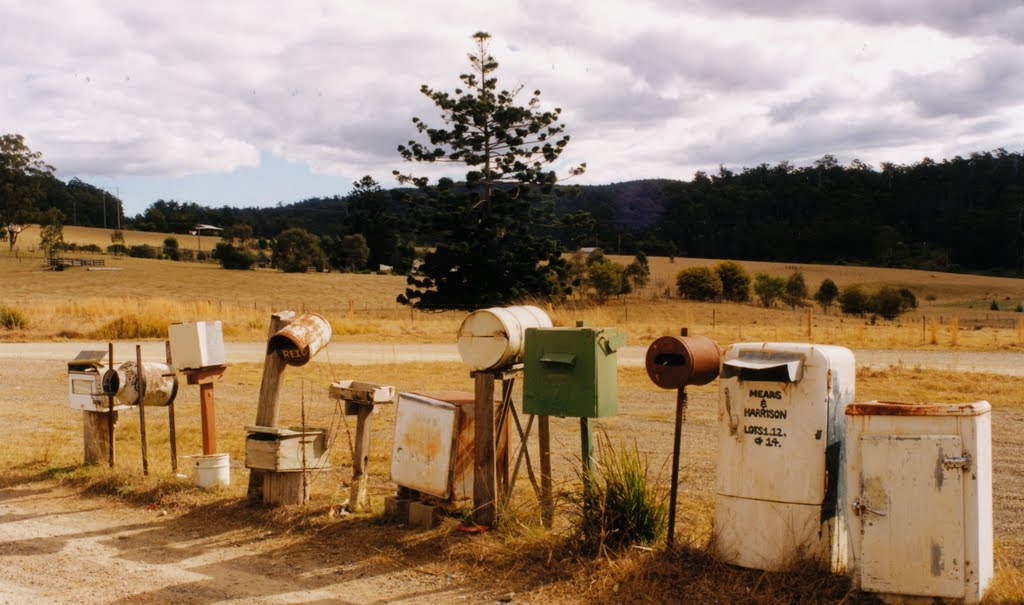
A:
523 324 627 418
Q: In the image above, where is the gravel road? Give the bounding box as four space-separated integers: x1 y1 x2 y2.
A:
2 342 1023 375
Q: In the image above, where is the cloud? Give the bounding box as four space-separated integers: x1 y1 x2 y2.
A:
893 45 1024 119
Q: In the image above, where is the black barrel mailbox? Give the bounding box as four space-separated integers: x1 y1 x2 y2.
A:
645 332 721 389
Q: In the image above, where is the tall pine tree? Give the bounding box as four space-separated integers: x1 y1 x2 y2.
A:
394 32 585 308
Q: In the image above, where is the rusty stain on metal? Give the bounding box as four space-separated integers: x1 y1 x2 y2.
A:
846 400 991 417
932 543 944 576
267 312 332 366
644 332 721 390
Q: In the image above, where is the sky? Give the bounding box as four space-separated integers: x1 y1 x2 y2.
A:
2 1 1023 217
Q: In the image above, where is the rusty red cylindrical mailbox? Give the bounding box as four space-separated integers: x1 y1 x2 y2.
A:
645 333 721 389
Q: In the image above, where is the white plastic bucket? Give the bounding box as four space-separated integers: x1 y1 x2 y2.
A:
192 453 230 489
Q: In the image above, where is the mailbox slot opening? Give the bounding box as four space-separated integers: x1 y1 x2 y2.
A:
653 353 688 367
539 352 577 367
722 353 804 383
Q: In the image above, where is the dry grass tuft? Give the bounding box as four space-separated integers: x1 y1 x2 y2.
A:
90 313 169 339
0 304 27 329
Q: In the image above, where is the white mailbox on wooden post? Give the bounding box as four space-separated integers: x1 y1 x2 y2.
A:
844 400 992 604
714 342 855 572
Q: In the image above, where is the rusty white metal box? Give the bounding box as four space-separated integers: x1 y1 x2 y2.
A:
844 401 992 604
168 320 225 370
714 342 855 572
67 350 129 412
390 391 474 500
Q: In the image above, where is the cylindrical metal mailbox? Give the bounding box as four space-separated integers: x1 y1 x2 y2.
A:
101 361 178 407
645 334 721 389
457 305 552 371
267 312 332 366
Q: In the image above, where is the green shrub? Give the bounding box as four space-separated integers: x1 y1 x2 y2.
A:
214 242 257 270
838 284 871 315
715 260 750 302
573 433 667 554
127 244 159 259
991 300 1000 311
753 273 786 307
676 266 722 301
0 306 27 330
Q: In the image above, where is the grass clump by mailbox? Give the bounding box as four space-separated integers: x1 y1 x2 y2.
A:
573 433 668 553
90 313 168 340
0 305 27 330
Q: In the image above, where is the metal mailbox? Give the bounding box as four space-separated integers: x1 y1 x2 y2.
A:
168 320 225 370
522 324 626 418
267 312 332 366
645 333 721 389
68 349 129 412
714 342 855 572
844 401 992 604
390 391 476 500
457 305 552 371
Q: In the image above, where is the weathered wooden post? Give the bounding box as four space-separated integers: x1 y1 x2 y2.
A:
328 381 395 512
245 311 332 506
246 311 295 500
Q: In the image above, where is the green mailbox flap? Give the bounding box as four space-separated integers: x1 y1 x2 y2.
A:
539 352 577 367
598 331 627 355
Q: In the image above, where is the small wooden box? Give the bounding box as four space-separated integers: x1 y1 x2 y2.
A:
244 426 330 471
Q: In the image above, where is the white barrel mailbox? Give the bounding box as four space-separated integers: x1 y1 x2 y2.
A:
714 342 855 571
844 401 992 604
101 361 179 407
457 305 552 371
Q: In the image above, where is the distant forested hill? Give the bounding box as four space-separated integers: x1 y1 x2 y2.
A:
35 149 1024 274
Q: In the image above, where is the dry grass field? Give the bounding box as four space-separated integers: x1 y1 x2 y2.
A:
5 225 1024 351
3 225 1024 602
2 359 1023 603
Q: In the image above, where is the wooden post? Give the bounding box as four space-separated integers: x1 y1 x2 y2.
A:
247 311 295 500
263 472 310 505
185 366 227 455
473 371 497 526
199 382 217 454
350 404 374 512
83 410 117 465
538 414 553 528
136 345 149 476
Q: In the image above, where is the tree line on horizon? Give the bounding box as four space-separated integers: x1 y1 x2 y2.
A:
23 148 1021 276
